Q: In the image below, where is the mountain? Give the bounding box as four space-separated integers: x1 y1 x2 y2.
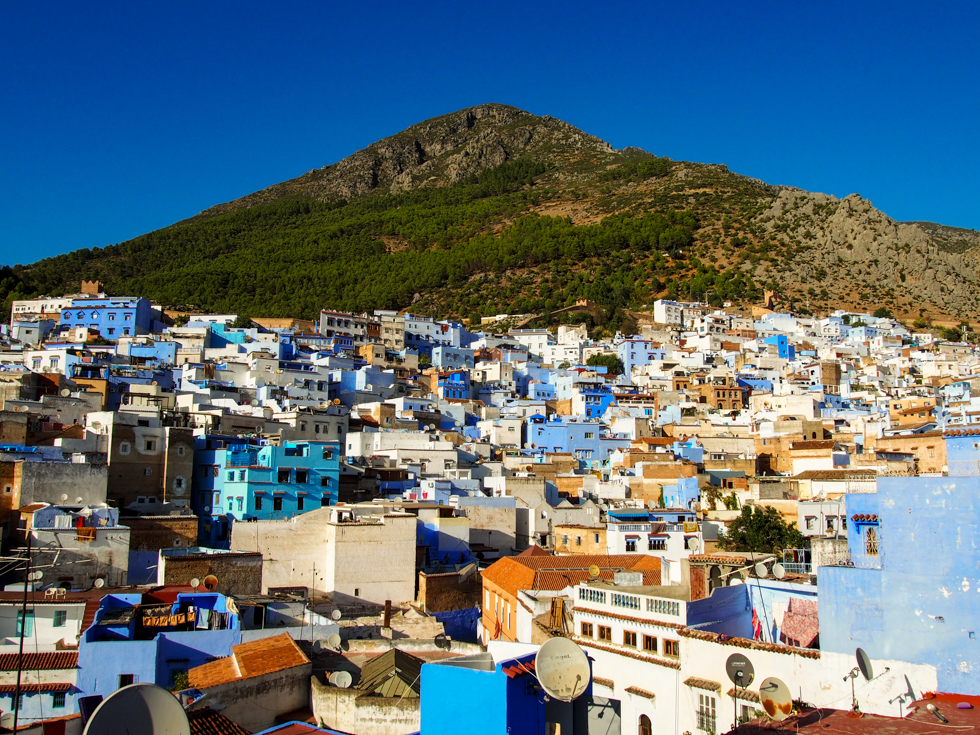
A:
3 103 978 329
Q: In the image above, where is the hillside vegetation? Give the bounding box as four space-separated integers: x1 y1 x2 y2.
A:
3 103 978 328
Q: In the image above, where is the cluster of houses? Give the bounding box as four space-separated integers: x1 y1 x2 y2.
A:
0 285 977 735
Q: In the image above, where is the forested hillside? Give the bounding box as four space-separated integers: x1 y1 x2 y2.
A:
3 104 978 327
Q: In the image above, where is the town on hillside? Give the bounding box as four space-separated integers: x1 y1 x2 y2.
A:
0 284 977 735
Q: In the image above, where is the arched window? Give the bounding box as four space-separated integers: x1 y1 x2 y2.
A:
639 714 652 735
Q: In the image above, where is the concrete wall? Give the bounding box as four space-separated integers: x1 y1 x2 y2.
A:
32 526 130 588
327 515 416 605
819 475 980 695
159 551 263 596
197 664 311 733
312 676 420 735
456 497 517 553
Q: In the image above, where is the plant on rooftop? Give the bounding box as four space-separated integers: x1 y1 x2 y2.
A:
715 505 805 555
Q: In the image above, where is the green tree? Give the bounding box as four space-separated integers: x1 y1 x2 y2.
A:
940 327 962 342
716 506 805 554
230 314 253 329
173 314 190 326
873 307 892 319
586 353 624 375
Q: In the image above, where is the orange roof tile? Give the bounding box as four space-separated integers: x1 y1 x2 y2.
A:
482 554 661 597
189 633 309 689
0 651 77 671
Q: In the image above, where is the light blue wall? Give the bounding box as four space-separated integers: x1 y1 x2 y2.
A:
686 585 753 638
421 660 508 735
819 476 980 695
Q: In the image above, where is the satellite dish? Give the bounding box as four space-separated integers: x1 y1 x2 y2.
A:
534 637 592 702
688 537 701 553
313 640 323 654
476 620 484 637
856 647 874 681
523 443 531 449
434 633 451 650
759 677 793 721
728 577 743 586
331 609 342 621
250 400 259 407
588 565 601 579
60 388 71 397
754 562 768 578
190 578 200 589
327 633 342 649
0 713 13 728
726 653 755 687
60 494 68 501
82 683 190 735
91 421 102 430
93 578 105 588
428 424 435 431
772 562 786 579
330 671 353 689
202 575 218 591
333 398 341 405
75 497 83 504
454 421 461 427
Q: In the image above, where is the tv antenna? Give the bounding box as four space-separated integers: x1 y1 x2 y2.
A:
82 683 190 735
759 676 793 721
534 638 592 702
844 647 888 715
726 653 754 731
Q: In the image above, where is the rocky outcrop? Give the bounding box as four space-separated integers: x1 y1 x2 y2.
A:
198 104 612 217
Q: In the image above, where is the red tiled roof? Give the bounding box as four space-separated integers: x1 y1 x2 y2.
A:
189 633 309 689
593 676 615 689
0 651 77 671
482 554 661 598
684 677 721 692
789 440 836 451
944 428 980 436
517 546 550 557
625 686 656 700
792 469 877 480
502 659 536 679
679 628 821 659
0 682 71 693
187 707 251 735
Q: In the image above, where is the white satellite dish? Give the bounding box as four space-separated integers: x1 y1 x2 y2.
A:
759 677 793 721
61 388 71 397
476 620 484 637
329 670 353 689
82 683 190 735
688 537 701 553
75 497 83 504
534 637 591 702
331 609 342 621
772 562 786 579
327 633 342 649
60 494 68 502
190 578 200 589
754 562 768 578
0 713 13 728
728 577 743 586
93 578 105 588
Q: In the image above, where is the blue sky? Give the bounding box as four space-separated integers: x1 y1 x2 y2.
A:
2 1 977 266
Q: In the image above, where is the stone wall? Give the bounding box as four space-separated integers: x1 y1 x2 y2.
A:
417 566 481 613
159 551 263 596
311 676 420 735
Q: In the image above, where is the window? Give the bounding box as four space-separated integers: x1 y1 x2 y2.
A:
228 498 234 511
50 357 59 369
107 328 115 335
697 693 717 733
174 477 185 490
297 497 305 511
295 469 308 483
321 477 330 487
278 469 290 483
255 497 263 511
16 610 34 637
805 516 816 531
626 539 637 552
119 674 135 687
144 468 153 476
581 622 593 637
177 446 186 456
119 442 131 456
145 440 156 451
664 639 679 657
598 626 612 642
585 432 594 439
201 466 209 478
595 533 600 543
643 635 657 653
638 715 652 735
354 588 360 597
237 470 245 481
562 535 568 545
227 471 235 481
321 496 330 506
273 497 283 512
865 527 879 556
648 538 666 551
52 691 66 708
53 610 67 627
623 630 637 647
322 448 333 460
236 498 243 511
576 536 582 546
16 693 24 711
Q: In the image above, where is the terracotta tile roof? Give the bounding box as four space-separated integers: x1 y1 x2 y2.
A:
19 503 49 513
0 651 78 671
789 440 836 451
575 636 680 669
684 677 721 692
688 554 751 566
593 676 614 689
482 554 661 597
187 707 251 735
679 628 821 659
517 546 551 557
728 687 761 703
625 685 656 700
0 682 71 693
944 428 980 436
189 633 310 689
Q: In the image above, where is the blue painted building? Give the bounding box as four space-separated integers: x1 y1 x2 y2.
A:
617 339 667 379
435 370 471 401
60 297 155 337
525 415 630 465
818 469 980 695
421 648 594 735
431 346 476 370
76 589 240 700
761 334 796 360
192 438 340 546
